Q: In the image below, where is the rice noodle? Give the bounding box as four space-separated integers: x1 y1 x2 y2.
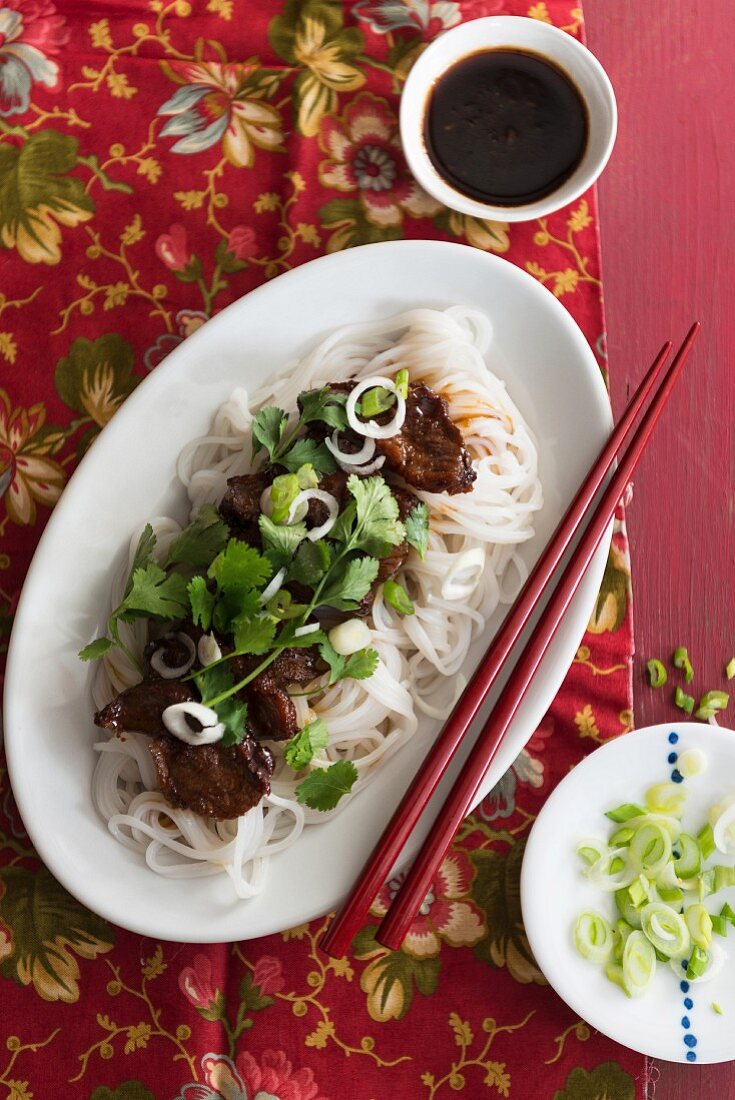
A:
91 306 542 896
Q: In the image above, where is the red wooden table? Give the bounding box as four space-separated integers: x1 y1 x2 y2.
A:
586 2 735 1095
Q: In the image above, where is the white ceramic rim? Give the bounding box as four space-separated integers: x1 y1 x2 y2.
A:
400 15 618 222
4 240 613 942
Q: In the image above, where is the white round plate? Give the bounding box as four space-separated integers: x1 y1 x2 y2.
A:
4 241 612 942
522 722 735 1064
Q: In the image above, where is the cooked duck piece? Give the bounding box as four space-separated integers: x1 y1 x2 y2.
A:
149 733 273 819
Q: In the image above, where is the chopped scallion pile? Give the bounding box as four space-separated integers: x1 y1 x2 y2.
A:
574 761 735 998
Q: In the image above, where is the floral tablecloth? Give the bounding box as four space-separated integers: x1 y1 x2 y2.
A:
0 1 646 1097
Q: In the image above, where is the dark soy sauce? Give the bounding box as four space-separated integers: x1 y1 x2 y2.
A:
424 49 588 207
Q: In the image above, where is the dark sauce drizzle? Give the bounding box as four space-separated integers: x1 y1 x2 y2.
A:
424 48 588 207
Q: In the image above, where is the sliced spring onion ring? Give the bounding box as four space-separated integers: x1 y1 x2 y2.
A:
615 887 644 930
640 903 690 957
675 686 695 714
150 632 196 679
677 748 707 778
585 847 636 891
324 431 377 467
629 822 672 878
696 690 729 721
645 782 687 817
162 701 224 745
574 911 615 963
673 833 701 879
622 930 656 996
287 490 339 540
605 803 645 824
577 838 608 866
673 646 694 682
712 801 735 854
346 376 406 439
685 904 713 950
726 658 735 681
646 658 668 688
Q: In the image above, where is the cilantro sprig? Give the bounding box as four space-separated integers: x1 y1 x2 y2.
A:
79 523 190 670
295 760 359 811
251 386 349 474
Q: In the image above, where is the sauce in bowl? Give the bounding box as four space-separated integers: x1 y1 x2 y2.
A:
423 48 588 207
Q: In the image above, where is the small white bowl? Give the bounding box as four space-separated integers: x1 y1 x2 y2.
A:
400 16 617 222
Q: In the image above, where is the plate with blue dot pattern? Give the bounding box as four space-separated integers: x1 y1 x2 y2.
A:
521 723 735 1063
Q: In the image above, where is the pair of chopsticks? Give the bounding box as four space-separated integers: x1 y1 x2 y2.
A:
321 324 700 958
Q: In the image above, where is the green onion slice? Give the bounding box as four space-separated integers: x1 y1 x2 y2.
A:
726 658 735 681
698 823 716 860
622 930 657 996
573 910 616 963
647 658 668 688
615 888 643 930
585 848 636 891
394 368 409 399
685 904 713 950
629 822 672 878
605 803 646 824
576 838 607 867
675 686 695 714
673 646 695 682
359 386 396 419
696 690 729 721
645 782 687 818
641 903 690 958
674 834 701 880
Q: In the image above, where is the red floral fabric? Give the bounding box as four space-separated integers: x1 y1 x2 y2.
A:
0 1 645 1097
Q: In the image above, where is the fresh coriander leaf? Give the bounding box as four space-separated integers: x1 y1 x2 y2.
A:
279 437 337 475
194 663 248 745
289 539 332 588
208 540 272 598
121 562 190 620
188 574 216 630
124 523 157 598
232 614 277 656
194 661 232 703
347 474 405 557
297 387 349 431
320 555 379 610
78 636 114 661
383 579 415 616
295 760 358 811
318 637 346 684
217 696 249 747
212 587 262 634
165 503 230 570
344 647 379 681
318 639 378 684
329 499 357 545
252 405 288 461
284 717 329 770
259 514 307 569
404 502 429 560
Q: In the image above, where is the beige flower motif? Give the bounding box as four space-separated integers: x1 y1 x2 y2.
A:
0 390 65 525
448 212 510 253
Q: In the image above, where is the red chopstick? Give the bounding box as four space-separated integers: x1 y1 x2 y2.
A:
321 324 699 959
